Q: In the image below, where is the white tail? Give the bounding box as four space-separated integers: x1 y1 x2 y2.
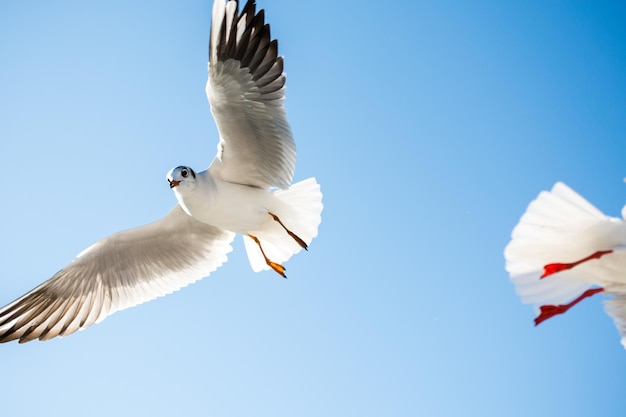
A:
244 178 323 272
505 182 626 347
504 182 614 308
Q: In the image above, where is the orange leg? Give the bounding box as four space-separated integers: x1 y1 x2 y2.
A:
248 234 287 278
268 212 308 250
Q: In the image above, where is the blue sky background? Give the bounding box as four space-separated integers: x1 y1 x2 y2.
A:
1 1 626 416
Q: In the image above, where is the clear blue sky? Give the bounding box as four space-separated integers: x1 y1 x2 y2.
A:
1 1 626 416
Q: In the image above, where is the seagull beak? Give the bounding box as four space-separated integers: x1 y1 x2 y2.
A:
168 179 181 189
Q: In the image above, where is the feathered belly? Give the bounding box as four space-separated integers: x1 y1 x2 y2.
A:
180 181 275 234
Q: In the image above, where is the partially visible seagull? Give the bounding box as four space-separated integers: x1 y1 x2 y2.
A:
0 0 322 344
504 182 626 348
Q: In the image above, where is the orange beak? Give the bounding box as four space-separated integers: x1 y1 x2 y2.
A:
168 179 181 189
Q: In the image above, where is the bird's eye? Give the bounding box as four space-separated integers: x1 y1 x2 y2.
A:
181 169 188 178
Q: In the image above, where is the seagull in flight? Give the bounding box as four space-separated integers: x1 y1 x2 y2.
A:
0 0 322 344
505 182 626 348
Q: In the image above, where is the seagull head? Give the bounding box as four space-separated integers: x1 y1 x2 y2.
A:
166 166 197 191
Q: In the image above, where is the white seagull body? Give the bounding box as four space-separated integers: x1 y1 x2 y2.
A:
0 0 322 343
505 182 626 348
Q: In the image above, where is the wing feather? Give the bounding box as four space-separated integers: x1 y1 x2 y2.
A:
0 206 235 343
207 0 295 190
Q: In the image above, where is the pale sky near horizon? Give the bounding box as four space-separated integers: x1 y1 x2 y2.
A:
1 1 626 416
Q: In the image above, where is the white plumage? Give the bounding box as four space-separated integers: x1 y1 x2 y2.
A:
0 0 323 344
505 182 626 348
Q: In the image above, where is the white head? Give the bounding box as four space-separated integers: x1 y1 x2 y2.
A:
166 166 197 193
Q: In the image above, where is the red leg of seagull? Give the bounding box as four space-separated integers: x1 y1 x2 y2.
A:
541 250 613 278
534 287 604 326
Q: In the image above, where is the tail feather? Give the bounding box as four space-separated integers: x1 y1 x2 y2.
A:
506 182 626 348
605 294 626 348
552 182 607 218
244 178 323 273
505 182 614 308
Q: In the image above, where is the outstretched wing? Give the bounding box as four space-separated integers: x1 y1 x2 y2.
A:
207 0 295 190
0 205 235 343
